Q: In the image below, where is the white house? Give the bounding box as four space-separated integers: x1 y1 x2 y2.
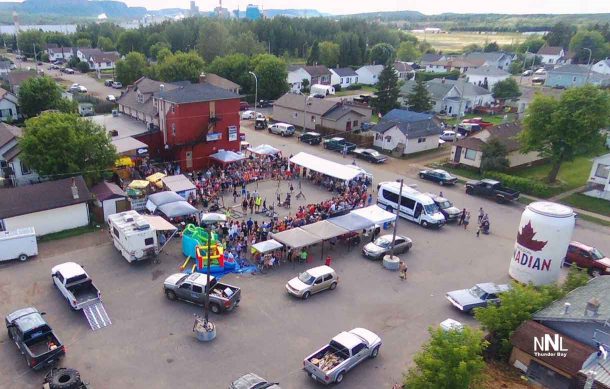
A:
372 109 443 155
464 52 513 71
0 60 13 77
0 122 38 187
393 61 415 80
48 47 74 62
77 48 120 71
465 65 511 90
0 88 20 122
0 176 90 236
90 180 129 223
592 59 610 75
330 67 359 88
287 66 310 93
537 46 565 65
287 65 332 93
356 65 384 85
585 153 610 201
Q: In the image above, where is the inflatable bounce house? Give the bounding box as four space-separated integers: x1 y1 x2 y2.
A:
180 224 240 275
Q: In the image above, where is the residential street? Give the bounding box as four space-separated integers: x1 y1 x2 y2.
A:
1 121 609 389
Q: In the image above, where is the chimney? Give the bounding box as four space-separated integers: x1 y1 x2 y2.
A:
199 72 206 84
564 302 571 314
586 298 601 316
71 178 79 200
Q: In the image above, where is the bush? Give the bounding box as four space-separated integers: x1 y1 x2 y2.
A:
75 61 90 73
41 53 49 62
347 83 362 90
415 70 460 82
485 171 557 198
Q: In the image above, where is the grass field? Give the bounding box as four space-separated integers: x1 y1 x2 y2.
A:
511 154 597 191
413 32 524 52
562 194 610 217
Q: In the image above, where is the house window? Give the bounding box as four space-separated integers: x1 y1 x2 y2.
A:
0 219 5 232
375 133 382 141
171 123 176 136
384 135 392 142
464 148 477 160
417 137 426 143
20 161 31 175
595 163 610 179
106 62 111 66
340 78 344 84
0 108 12 118
355 77 358 83
311 115 314 121
353 120 359 127
171 105 175 113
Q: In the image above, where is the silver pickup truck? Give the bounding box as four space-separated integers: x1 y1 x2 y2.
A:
163 273 241 314
303 328 382 385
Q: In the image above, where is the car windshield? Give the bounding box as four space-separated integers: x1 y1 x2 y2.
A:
592 248 606 260
374 237 391 248
437 200 452 209
424 204 440 214
469 286 485 299
298 272 315 285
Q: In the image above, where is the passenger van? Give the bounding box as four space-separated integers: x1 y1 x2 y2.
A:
377 181 445 228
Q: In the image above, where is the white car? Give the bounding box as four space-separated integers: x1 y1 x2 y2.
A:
106 95 116 102
534 68 546 75
439 130 464 142
522 70 533 77
111 81 123 89
78 85 88 93
241 110 263 120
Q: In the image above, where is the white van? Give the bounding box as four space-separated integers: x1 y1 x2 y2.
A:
107 210 159 262
377 181 445 228
310 84 336 96
0 227 38 262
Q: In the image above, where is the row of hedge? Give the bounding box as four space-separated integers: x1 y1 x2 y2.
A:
484 171 564 198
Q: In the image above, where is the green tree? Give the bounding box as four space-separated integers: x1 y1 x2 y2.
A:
475 282 565 360
115 52 148 86
491 78 521 100
318 41 340 68
75 61 89 73
149 42 171 60
563 263 590 294
250 54 288 99
518 37 546 54
519 85 610 183
483 41 500 52
396 41 420 62
509 60 524 75
480 137 509 172
569 30 608 64
369 43 395 65
117 30 145 55
338 32 363 67
197 20 230 62
75 38 92 48
97 36 115 51
230 31 266 57
462 43 482 53
18 76 76 118
164 22 195 53
156 51 205 83
404 326 488 389
406 79 433 113
300 78 310 93
156 47 172 63
17 30 45 58
372 62 400 115
545 22 577 48
307 41 320 65
206 53 252 94
19 112 117 184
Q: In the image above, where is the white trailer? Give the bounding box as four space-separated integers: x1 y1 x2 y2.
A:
0 227 38 262
311 84 335 96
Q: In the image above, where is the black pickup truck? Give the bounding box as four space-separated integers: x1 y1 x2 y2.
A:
5 307 65 370
465 179 520 203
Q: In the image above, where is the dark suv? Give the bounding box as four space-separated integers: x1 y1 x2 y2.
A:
299 132 322 145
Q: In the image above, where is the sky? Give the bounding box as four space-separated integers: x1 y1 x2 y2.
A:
119 0 610 14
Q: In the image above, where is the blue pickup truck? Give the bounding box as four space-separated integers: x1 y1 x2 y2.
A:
323 137 357 153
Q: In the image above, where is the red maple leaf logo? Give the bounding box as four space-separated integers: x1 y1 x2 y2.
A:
517 221 547 251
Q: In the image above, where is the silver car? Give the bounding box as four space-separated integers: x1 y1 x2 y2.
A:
286 266 338 299
362 234 412 260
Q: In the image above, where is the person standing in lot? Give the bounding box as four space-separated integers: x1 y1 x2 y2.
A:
463 212 470 230
478 207 484 224
399 261 408 280
458 208 466 226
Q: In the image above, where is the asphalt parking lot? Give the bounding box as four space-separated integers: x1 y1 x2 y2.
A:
1 123 609 389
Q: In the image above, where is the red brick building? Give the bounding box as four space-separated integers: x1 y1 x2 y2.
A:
153 82 241 171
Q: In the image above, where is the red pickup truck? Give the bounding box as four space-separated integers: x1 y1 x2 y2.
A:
564 241 610 277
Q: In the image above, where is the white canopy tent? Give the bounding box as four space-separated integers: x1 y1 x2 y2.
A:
271 228 320 249
289 152 361 181
251 239 284 254
161 174 196 199
247 144 281 156
351 205 397 225
111 136 148 155
300 220 349 240
146 191 184 213
327 213 374 231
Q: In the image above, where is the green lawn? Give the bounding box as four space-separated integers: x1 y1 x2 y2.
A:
511 155 595 191
38 224 101 242
435 163 482 181
561 194 610 217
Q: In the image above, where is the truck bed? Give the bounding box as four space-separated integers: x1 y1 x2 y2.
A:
307 345 348 373
68 280 99 305
209 283 241 302
25 333 61 357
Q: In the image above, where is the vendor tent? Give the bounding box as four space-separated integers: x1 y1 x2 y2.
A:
112 136 148 155
146 191 184 213
146 172 166 188
247 144 281 156
290 152 360 181
271 228 320 249
328 213 374 231
161 174 196 199
157 201 198 218
209 149 245 164
351 205 397 225
142 215 177 231
128 180 150 190
300 220 349 240
251 239 284 254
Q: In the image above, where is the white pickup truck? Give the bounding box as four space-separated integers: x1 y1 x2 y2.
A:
51 262 101 310
303 328 382 385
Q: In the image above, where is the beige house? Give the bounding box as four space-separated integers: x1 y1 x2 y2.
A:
450 122 543 169
272 93 371 132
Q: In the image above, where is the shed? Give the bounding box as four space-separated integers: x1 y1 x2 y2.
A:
161 174 196 200
90 181 129 223
0 176 90 236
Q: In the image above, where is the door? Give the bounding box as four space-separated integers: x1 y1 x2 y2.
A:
185 151 193 170
414 203 423 222
346 121 352 131
191 285 204 303
350 343 368 369
312 277 325 293
454 146 462 163
176 282 191 299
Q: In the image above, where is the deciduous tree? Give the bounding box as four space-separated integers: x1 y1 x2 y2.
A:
491 78 521 101
250 54 288 100
369 43 395 65
318 41 340 68
480 137 509 172
307 41 320 65
117 30 145 55
115 52 148 86
569 30 608 63
396 41 420 62
18 76 76 118
155 51 205 83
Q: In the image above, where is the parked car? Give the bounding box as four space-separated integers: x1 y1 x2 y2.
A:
352 148 387 164
564 241 610 277
312 93 325 99
427 194 461 222
239 101 250 111
230 373 280 389
439 130 464 142
465 179 520 203
106 94 116 102
360 122 374 131
531 77 545 85
104 79 114 87
241 110 262 120
362 234 412 260
461 117 493 129
522 70 533 76
51 262 101 310
299 131 322 145
534 68 546 75
268 123 295 137
323 137 356 153
418 169 458 185
111 81 122 89
163 273 241 313
257 99 273 108
303 328 381 385
69 84 87 93
446 283 511 313
48 64 60 70
62 68 75 74
5 307 65 370
286 265 338 300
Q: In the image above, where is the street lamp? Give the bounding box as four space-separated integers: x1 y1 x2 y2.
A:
583 48 593 84
193 212 227 342
249 71 258 115
388 179 404 259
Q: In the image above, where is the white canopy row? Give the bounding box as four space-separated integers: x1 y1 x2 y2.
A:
289 152 361 181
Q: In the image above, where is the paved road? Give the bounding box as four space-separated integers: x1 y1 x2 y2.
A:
1 122 608 389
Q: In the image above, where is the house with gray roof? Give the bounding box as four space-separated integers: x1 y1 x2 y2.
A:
393 61 415 80
0 122 39 187
464 52 513 70
537 45 566 65
465 65 511 90
356 65 384 85
287 65 332 93
272 92 371 132
372 109 442 155
545 64 610 88
419 53 445 67
330 68 359 88
117 77 180 128
592 59 610 75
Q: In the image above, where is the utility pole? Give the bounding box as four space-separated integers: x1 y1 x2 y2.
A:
33 43 37 72
519 47 529 85
455 77 467 125
249 71 258 115
389 179 404 259
584 48 593 84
